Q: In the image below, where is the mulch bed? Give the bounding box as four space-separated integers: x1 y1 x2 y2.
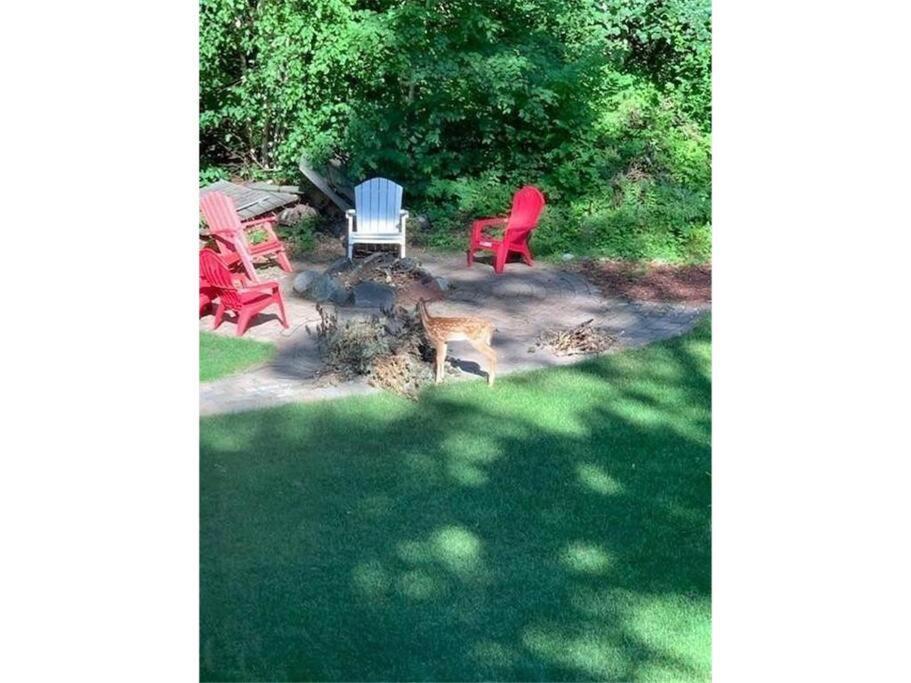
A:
576 260 711 305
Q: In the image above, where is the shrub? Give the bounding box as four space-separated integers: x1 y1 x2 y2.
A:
200 0 712 263
277 214 319 255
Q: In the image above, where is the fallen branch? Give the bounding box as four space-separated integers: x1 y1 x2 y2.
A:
534 320 617 356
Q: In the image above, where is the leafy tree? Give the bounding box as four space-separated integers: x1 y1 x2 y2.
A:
200 0 712 262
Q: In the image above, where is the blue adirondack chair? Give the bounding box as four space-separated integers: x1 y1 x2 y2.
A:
345 178 409 259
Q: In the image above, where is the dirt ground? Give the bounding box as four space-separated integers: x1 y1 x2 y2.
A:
574 260 711 305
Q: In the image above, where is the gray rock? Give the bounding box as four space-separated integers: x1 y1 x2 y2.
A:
351 281 396 312
397 257 421 272
279 203 318 227
433 276 450 291
292 270 320 295
329 285 352 305
304 273 350 304
561 253 575 261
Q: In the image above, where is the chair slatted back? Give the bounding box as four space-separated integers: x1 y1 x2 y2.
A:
199 191 258 280
199 249 244 309
354 177 403 234
200 192 244 234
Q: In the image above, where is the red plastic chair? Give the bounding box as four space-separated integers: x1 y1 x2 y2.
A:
199 249 289 336
199 275 216 317
199 191 293 281
467 186 546 274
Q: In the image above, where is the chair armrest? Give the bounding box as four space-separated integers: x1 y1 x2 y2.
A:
400 210 410 218
242 280 280 292
473 217 508 228
209 228 237 238
472 216 508 239
346 209 356 218
241 216 278 228
209 230 243 250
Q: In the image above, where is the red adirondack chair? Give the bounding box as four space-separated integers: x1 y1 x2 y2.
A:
199 274 216 317
199 191 293 281
199 249 289 336
467 185 546 274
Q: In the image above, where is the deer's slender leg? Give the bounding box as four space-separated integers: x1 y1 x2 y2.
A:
435 342 447 383
469 339 498 386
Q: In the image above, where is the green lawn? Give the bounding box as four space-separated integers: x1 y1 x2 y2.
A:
200 317 711 681
200 332 275 382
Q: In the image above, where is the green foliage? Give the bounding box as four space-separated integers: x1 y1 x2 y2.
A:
246 228 269 245
199 165 229 186
200 0 712 262
277 214 319 254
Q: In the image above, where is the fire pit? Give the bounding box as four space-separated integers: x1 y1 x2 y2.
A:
293 253 446 311
295 254 458 398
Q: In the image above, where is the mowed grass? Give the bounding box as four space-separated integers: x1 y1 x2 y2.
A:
200 317 711 681
200 332 275 382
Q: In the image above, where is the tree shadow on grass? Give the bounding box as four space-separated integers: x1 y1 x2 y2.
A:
200 317 711 681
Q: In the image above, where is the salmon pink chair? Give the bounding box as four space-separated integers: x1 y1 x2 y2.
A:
467 185 546 274
199 249 289 336
200 191 293 281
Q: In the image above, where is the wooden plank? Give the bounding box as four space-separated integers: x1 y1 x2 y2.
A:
200 180 297 221
299 154 353 212
325 160 356 203
246 182 303 194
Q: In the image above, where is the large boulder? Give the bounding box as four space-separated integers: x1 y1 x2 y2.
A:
351 281 396 312
304 273 350 304
279 203 319 227
292 270 321 295
397 256 421 273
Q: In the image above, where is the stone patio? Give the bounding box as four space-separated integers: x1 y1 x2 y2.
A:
199 248 710 415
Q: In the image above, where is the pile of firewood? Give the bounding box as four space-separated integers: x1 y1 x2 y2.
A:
534 319 618 356
311 303 456 398
336 252 430 290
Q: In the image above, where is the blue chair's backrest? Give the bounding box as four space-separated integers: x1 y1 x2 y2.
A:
354 177 403 234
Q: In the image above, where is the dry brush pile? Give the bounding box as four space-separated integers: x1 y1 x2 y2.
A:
533 319 618 356
311 303 457 399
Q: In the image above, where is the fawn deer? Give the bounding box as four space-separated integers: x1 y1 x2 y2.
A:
418 300 497 386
